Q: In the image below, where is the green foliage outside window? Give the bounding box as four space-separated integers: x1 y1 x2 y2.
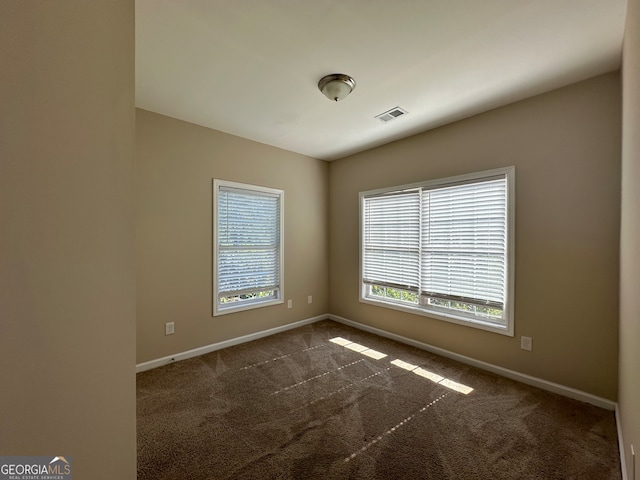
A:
429 298 502 318
371 285 418 303
370 285 501 319
221 290 276 303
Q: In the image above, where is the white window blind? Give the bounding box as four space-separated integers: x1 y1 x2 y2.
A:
360 167 514 335
362 190 421 292
421 178 507 308
214 180 283 315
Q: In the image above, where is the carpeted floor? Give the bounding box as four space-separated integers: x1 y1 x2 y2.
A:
137 320 621 479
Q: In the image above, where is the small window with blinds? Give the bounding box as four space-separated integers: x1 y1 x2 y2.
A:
360 167 515 335
213 180 284 316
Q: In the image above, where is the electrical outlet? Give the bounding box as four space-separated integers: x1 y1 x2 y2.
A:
287 299 292 309
520 336 532 351
165 322 174 335
308 295 313 304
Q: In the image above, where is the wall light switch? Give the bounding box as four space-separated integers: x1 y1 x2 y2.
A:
165 322 174 335
521 336 532 351
308 295 313 304
287 299 292 309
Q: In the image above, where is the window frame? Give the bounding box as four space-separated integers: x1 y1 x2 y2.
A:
213 179 284 316
359 167 515 336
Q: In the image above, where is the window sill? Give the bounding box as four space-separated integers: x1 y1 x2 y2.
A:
214 298 283 317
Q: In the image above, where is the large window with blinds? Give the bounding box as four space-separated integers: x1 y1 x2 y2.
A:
213 180 284 316
360 167 515 335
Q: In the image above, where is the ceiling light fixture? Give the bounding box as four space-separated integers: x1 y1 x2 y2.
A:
318 74 356 102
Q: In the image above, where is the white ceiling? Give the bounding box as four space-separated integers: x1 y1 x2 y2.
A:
136 0 627 161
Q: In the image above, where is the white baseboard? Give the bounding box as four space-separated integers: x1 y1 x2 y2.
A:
136 315 326 373
328 314 617 411
616 404 629 480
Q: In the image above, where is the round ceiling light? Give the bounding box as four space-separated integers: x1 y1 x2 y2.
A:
318 74 356 102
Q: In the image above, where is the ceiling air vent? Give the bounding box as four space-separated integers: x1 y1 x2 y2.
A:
375 107 408 123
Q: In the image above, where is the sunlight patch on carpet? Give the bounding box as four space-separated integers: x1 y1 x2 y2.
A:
438 378 474 395
330 337 387 360
391 359 474 395
329 338 472 394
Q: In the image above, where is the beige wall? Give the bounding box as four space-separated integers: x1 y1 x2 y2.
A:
0 2 136 478
136 109 329 364
329 73 621 400
619 0 640 476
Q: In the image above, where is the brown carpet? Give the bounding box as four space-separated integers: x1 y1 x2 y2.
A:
137 320 621 479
